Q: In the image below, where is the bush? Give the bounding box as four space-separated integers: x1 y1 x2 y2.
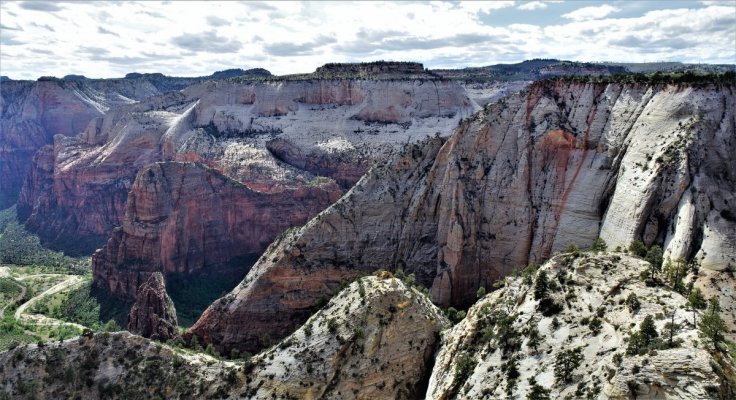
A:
527 377 551 400
590 238 607 253
626 293 641 313
446 307 467 325
629 241 647 257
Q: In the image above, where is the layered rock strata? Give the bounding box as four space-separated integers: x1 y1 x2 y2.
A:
127 272 179 341
0 77 191 210
93 161 340 299
19 76 480 255
191 80 735 352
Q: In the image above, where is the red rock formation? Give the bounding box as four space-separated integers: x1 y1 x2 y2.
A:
20 77 473 254
127 272 179 341
93 161 341 299
190 80 736 353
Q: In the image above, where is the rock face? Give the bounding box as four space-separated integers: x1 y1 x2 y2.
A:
18 75 484 255
426 253 731 399
237 275 448 399
0 276 447 399
127 272 179 341
191 79 735 352
0 77 196 210
93 161 340 299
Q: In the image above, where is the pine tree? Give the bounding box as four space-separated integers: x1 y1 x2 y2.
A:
699 298 726 350
629 240 647 257
526 377 551 400
645 246 663 279
639 315 659 344
554 347 583 384
534 270 549 301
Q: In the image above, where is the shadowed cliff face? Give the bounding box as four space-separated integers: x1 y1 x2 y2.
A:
18 78 477 283
92 161 341 299
190 81 735 353
0 78 191 210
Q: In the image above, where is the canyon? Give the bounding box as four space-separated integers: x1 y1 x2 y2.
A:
189 78 736 353
1 62 734 399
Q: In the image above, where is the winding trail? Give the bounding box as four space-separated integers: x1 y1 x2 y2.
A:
14 275 87 330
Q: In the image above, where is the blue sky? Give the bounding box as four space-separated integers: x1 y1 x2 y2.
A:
0 1 734 79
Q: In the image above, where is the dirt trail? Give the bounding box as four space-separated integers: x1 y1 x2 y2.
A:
14 275 86 330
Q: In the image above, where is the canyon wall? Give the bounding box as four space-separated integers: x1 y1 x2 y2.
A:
0 78 187 210
190 80 735 353
66 77 476 297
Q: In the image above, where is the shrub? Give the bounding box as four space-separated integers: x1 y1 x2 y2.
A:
625 293 641 313
629 241 647 257
590 238 607 253
327 318 338 333
527 377 551 400
476 286 487 299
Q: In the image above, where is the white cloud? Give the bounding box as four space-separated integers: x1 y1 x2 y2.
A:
562 4 620 21
518 1 548 11
0 1 733 79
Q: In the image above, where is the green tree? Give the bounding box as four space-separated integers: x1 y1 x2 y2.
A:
534 270 549 301
629 240 647 257
476 286 487 299
590 238 607 253
699 298 727 350
639 315 659 344
526 324 542 352
554 347 583 384
102 319 120 332
645 245 663 279
687 287 707 326
625 293 641 313
626 315 659 355
526 377 551 400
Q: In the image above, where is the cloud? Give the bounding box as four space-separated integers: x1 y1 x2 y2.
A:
518 1 548 11
206 15 229 26
30 22 55 32
0 23 24 31
171 31 242 53
0 33 25 46
97 26 119 36
562 5 620 21
18 1 64 12
264 35 337 56
336 32 505 55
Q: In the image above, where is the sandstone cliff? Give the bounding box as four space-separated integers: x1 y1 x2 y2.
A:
190 80 735 353
93 161 340 299
236 275 447 399
426 252 733 399
18 76 483 256
127 272 179 341
0 77 189 210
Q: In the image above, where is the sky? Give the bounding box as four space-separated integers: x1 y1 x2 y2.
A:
0 0 734 79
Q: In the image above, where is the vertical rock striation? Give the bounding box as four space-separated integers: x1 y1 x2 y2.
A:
191 80 735 353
